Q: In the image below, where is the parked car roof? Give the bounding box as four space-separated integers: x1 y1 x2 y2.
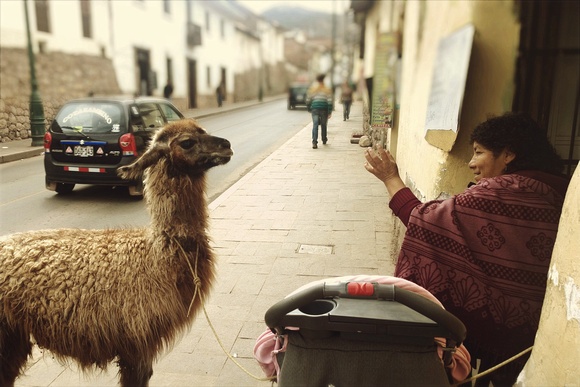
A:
66 95 173 105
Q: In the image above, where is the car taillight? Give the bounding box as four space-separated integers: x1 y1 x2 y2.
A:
119 133 138 156
43 131 52 152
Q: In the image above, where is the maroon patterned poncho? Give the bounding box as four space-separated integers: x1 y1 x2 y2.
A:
391 171 568 382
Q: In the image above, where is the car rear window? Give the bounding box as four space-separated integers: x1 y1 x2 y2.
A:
52 102 125 134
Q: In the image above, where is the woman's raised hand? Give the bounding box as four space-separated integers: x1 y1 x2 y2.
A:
364 147 399 182
364 147 406 197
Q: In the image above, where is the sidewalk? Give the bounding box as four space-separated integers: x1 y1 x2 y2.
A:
13 100 397 386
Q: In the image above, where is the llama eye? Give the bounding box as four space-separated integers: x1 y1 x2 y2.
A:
180 139 195 149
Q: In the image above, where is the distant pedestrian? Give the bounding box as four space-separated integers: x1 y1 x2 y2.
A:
216 82 225 107
306 74 333 149
163 82 173 100
340 81 353 121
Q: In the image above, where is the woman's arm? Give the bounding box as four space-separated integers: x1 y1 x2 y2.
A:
364 147 420 226
389 188 422 226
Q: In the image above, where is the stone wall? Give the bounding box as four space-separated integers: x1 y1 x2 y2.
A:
234 62 293 103
0 47 121 143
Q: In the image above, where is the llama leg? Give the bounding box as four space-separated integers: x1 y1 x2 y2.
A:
0 323 32 387
118 357 153 387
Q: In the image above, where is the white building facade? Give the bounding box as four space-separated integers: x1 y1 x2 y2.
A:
0 0 288 119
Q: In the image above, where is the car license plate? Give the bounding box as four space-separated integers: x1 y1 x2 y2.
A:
74 145 94 157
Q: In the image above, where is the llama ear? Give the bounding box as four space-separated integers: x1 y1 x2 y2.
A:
117 143 168 180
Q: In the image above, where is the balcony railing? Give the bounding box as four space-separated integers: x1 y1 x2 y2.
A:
187 22 202 47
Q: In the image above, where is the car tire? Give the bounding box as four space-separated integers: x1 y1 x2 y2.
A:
55 183 75 194
128 180 144 199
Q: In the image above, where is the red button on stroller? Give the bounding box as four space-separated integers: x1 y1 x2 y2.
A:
254 275 471 386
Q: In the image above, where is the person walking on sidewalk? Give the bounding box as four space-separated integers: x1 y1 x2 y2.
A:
216 81 225 107
364 112 569 386
340 81 353 121
163 81 173 100
306 74 333 149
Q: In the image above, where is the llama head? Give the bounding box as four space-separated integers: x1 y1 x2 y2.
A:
117 119 232 181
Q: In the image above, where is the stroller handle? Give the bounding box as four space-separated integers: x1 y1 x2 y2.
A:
264 281 466 344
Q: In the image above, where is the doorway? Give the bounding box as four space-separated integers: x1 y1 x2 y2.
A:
188 59 197 109
514 0 579 176
220 67 227 101
135 48 152 96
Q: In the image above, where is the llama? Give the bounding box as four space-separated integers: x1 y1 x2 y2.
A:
0 119 232 386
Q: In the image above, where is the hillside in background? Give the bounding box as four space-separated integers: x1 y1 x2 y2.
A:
262 5 344 39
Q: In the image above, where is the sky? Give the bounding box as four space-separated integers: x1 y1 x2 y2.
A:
238 0 350 15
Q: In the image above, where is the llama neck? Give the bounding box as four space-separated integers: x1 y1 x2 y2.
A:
146 169 209 241
145 168 216 309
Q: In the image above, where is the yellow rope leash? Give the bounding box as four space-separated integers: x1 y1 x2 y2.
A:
452 346 534 386
173 238 200 317
175 237 275 382
202 305 276 382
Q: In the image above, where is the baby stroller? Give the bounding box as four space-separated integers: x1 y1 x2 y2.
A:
254 275 471 386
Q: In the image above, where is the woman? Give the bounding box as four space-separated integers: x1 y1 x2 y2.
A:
364 112 569 385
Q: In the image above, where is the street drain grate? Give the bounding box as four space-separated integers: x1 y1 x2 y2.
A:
298 244 334 255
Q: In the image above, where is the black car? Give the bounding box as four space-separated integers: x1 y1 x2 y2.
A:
44 96 184 196
287 83 310 110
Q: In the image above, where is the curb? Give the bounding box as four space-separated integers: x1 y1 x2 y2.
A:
0 148 44 164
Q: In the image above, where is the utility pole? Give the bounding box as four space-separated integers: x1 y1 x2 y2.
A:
259 27 264 102
331 0 337 94
24 0 45 146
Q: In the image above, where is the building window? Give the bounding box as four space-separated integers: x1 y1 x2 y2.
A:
35 0 51 33
205 11 210 32
163 0 170 14
206 66 211 88
187 22 202 47
80 0 92 38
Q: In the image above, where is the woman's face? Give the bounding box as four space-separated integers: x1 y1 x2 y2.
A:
469 142 514 182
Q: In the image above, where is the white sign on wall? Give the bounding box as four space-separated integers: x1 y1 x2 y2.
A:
425 24 475 150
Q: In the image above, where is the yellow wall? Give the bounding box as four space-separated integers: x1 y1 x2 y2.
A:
517 167 580 384
396 0 520 199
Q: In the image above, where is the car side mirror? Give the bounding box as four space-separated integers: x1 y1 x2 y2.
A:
130 105 140 117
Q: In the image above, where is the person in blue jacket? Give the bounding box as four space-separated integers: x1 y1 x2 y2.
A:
306 74 333 149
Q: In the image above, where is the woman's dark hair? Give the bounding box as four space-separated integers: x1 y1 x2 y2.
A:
316 74 326 83
470 112 564 174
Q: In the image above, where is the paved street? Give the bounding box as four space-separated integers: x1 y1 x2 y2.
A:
9 100 398 386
